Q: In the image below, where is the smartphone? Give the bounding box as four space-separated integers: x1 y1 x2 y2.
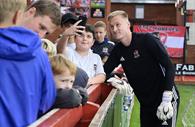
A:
77 15 87 35
78 15 87 26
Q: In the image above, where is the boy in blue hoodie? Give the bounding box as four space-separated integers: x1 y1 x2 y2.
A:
0 0 56 127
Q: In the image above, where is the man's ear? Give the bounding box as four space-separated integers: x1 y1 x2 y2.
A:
12 10 23 25
12 11 18 24
128 21 131 29
24 7 36 17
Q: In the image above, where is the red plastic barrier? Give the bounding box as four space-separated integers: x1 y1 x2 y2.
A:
29 84 113 127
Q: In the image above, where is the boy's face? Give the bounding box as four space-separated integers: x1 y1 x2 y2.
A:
21 8 57 38
54 71 75 89
75 31 94 51
95 27 107 43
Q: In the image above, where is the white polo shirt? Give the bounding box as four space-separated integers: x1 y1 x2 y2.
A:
66 48 105 78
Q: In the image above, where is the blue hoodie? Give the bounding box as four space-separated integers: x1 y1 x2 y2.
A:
0 27 56 127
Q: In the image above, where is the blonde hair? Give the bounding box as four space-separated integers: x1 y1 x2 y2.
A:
94 21 106 30
42 39 57 57
50 54 77 76
0 0 26 23
108 10 129 22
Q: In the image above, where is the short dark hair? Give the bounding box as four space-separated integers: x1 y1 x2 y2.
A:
26 0 61 26
85 24 95 38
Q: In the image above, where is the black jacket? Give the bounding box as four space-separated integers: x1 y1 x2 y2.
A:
104 33 176 107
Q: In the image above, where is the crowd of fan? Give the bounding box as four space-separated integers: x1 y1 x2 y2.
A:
1 1 179 127
0 0 115 126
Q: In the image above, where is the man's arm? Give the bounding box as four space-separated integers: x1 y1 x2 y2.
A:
145 33 176 121
56 34 69 53
104 44 121 79
87 74 106 85
145 33 175 90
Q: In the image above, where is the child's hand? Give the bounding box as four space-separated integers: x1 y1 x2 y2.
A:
62 20 85 37
73 86 88 105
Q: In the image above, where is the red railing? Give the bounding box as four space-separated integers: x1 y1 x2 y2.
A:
29 83 113 127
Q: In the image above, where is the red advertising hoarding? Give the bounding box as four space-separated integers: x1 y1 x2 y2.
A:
133 25 186 58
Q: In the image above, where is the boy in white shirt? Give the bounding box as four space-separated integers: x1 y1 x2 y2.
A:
65 24 106 86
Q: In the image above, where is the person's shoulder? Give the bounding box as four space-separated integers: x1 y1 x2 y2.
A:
89 52 102 63
113 42 124 49
66 47 76 56
12 26 40 37
142 32 158 42
133 32 147 37
74 67 89 88
3 26 40 41
132 32 153 43
135 32 153 38
90 52 101 58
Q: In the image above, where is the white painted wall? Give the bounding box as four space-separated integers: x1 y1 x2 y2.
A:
186 23 195 45
187 0 195 10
